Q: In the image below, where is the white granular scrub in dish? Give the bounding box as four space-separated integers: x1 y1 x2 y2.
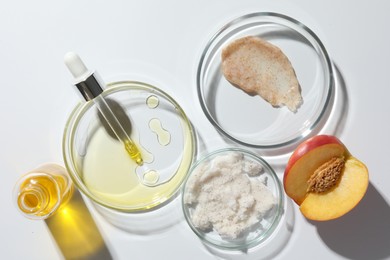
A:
184 152 276 240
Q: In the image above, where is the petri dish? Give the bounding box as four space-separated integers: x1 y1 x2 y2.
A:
197 12 334 150
182 148 284 250
63 81 196 212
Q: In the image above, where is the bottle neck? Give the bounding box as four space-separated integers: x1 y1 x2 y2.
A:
15 173 61 220
17 185 49 215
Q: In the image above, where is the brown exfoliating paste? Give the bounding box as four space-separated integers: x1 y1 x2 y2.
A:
221 36 303 112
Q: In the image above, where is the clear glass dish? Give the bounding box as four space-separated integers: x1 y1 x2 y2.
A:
197 12 333 150
182 148 284 250
63 81 196 212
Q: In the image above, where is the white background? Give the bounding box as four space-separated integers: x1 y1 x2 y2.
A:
1 0 390 259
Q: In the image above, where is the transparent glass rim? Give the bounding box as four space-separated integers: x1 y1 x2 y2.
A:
62 81 196 212
181 147 284 250
196 12 334 149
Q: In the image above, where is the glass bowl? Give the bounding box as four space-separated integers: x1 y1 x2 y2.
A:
63 81 196 212
197 12 333 150
182 148 284 250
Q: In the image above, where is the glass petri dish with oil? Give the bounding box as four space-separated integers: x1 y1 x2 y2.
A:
63 81 196 212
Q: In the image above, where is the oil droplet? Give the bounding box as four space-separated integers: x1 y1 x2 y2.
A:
143 170 160 185
149 118 171 146
146 95 159 109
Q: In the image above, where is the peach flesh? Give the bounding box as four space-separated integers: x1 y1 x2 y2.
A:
284 135 349 205
300 157 369 221
283 135 369 221
284 135 348 182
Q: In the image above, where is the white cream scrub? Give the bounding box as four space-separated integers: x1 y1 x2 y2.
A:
183 152 276 239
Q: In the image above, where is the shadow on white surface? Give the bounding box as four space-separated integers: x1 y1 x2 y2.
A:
92 194 184 236
313 182 390 260
45 189 115 260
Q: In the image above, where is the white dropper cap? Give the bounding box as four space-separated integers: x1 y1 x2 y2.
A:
64 52 91 82
64 51 103 100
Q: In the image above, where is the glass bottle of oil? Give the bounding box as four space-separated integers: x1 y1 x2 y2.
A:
14 164 73 220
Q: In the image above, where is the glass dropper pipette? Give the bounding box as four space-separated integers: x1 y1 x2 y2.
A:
64 52 143 165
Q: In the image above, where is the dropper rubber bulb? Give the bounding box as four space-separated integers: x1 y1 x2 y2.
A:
64 52 90 81
64 52 143 165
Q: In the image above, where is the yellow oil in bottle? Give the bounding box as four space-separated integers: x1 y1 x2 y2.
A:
17 175 59 217
14 164 73 219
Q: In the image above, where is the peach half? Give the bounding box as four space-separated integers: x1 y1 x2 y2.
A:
283 135 369 221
